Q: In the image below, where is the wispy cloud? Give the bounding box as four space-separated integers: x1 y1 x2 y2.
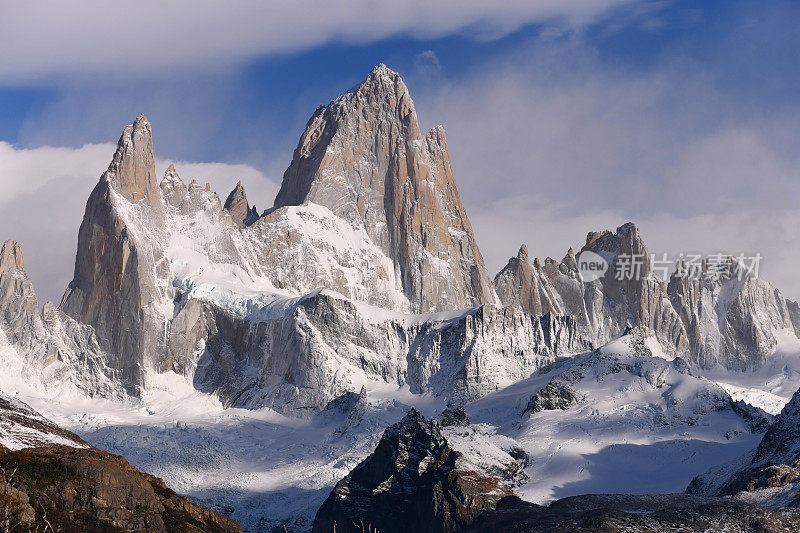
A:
1 0 640 82
412 28 800 298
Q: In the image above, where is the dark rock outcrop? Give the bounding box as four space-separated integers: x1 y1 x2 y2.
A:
521 380 583 415
0 444 242 532
466 493 800 532
312 409 512 533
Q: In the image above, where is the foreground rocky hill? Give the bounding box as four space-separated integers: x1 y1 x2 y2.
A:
0 392 241 532
312 409 513 533
466 493 800 532
0 444 242 532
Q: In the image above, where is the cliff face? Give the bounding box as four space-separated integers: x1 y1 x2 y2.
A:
274 64 497 313
175 291 588 416
0 240 39 346
59 114 168 392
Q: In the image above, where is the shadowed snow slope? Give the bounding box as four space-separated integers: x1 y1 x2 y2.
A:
467 330 771 504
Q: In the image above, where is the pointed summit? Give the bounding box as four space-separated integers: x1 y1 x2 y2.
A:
0 240 25 271
105 113 159 207
0 240 39 337
224 181 258 226
61 115 168 391
272 65 496 313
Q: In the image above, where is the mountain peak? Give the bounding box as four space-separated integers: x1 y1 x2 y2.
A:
0 240 25 271
272 64 496 313
517 244 529 261
344 63 411 110
364 63 402 86
223 181 258 226
105 114 159 207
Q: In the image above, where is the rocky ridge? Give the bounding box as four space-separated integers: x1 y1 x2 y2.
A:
687 384 800 504
0 391 87 450
495 223 800 371
0 444 242 532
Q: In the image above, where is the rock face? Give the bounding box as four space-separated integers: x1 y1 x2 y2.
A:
0 240 121 398
274 64 497 313
495 223 800 370
178 291 587 415
60 113 168 392
0 444 242 532
495 224 686 354
312 409 512 533
667 256 800 370
0 241 38 346
223 181 259 227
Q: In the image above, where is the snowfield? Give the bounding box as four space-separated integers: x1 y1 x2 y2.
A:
467 331 770 505
3 329 792 531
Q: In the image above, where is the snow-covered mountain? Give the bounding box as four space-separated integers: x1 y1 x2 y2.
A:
467 328 772 503
2 64 800 531
688 383 800 506
11 67 589 413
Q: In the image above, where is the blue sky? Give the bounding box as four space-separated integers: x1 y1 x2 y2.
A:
1 0 800 302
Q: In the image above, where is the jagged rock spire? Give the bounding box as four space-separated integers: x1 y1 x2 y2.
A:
273 64 496 313
60 115 167 392
105 114 159 207
0 240 48 357
223 181 259 227
0 240 25 272
494 242 558 317
0 240 39 330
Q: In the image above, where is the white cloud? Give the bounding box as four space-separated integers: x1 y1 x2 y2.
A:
406 37 800 298
1 0 638 81
413 50 442 77
0 141 277 306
